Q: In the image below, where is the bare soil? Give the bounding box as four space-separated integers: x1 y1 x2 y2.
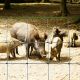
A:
0 3 80 80
0 27 80 80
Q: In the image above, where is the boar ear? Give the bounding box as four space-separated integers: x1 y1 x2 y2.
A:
44 33 48 40
34 33 40 40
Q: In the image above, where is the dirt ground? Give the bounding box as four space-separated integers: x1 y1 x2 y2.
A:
0 3 80 80
0 27 80 80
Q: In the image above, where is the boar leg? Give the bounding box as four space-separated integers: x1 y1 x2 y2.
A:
71 38 75 47
30 44 34 56
50 57 53 60
11 49 16 58
30 46 33 56
7 51 10 60
50 54 53 60
25 43 30 58
16 47 19 55
57 52 60 61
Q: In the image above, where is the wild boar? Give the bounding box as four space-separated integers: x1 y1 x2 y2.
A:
0 38 23 59
64 30 78 47
50 37 63 61
49 28 66 61
10 22 48 58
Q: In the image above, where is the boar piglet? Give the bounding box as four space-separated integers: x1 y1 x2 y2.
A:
0 38 23 59
50 37 63 61
50 28 66 61
70 32 78 47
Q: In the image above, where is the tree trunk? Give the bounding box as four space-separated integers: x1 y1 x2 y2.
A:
41 0 50 3
61 0 68 16
69 0 72 3
4 0 11 9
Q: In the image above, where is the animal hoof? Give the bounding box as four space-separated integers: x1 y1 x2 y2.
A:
57 58 60 62
7 56 11 60
16 53 19 55
50 57 53 60
13 56 16 59
28 56 31 59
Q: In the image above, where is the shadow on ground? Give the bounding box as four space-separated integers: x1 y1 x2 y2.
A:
26 54 71 63
0 56 27 61
0 54 71 64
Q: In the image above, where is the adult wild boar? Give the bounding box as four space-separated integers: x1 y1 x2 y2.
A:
10 22 47 58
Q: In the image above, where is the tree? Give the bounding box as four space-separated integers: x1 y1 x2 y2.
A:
69 0 72 3
41 0 50 3
4 0 11 9
61 0 68 16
